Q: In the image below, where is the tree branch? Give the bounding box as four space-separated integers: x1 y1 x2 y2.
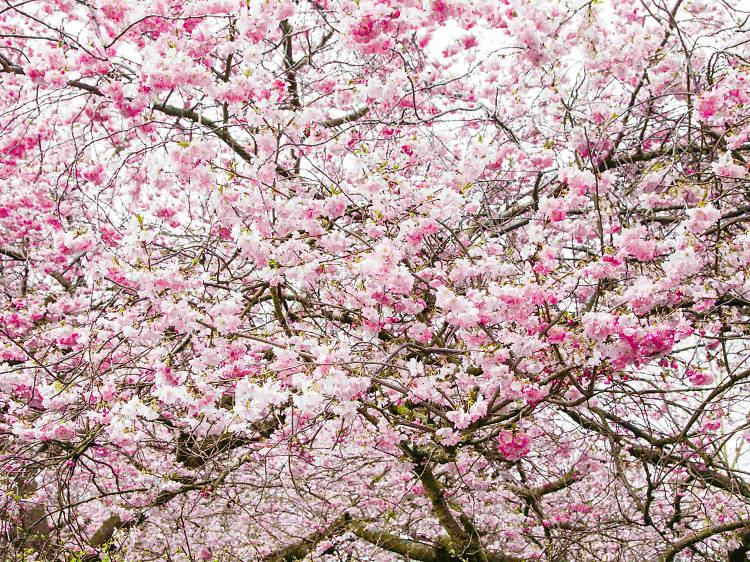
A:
658 519 750 562
263 514 352 561
151 102 255 164
322 106 370 128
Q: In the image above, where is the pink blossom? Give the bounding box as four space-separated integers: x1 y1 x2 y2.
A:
582 312 618 340
686 205 721 234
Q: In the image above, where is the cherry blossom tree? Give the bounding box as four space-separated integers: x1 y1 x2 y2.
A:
2 0 750 560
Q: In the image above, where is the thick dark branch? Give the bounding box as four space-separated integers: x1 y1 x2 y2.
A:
418 469 464 541
658 519 750 562
596 143 702 172
322 106 370 128
89 515 123 548
0 63 258 168
0 57 104 96
510 466 582 499
628 444 750 499
2 469 58 560
263 514 352 561
49 271 74 294
0 247 24 260
279 20 301 109
175 414 278 469
262 514 526 562
270 286 293 337
151 102 255 164
351 522 449 562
